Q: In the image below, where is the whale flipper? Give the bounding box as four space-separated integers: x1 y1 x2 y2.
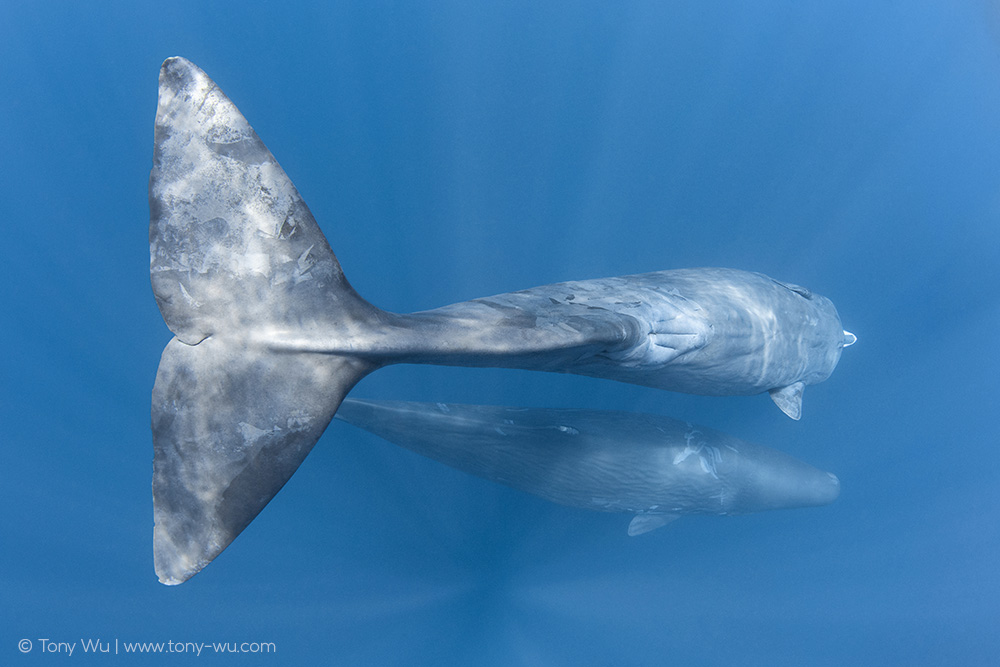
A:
769 382 805 420
627 514 681 536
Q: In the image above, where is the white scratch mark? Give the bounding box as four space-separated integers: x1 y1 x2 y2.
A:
178 282 201 308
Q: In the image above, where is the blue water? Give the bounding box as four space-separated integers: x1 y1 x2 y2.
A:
2 2 998 664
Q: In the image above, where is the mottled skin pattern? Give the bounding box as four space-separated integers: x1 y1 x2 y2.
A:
335 399 840 532
148 58 852 584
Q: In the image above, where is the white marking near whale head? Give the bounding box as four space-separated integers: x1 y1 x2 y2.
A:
698 446 721 479
673 446 696 465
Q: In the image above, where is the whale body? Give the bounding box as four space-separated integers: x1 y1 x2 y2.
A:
148 57 854 584
335 399 841 535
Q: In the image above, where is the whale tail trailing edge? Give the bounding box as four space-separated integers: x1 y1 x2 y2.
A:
149 57 377 584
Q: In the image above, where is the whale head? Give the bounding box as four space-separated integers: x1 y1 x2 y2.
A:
724 444 840 514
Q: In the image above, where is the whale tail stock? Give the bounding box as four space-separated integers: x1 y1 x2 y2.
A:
149 57 378 584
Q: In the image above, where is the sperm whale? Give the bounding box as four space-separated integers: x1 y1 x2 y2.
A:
148 57 854 583
335 398 841 534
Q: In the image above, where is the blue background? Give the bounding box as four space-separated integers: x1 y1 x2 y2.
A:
2 1 998 664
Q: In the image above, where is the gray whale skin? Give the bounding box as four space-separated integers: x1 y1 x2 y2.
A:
148 57 854 584
335 399 840 536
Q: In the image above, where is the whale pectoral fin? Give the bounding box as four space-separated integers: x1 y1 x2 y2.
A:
769 381 805 420
627 513 680 536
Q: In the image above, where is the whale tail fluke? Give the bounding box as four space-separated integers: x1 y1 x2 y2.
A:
149 57 377 584
151 340 372 585
149 57 379 346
